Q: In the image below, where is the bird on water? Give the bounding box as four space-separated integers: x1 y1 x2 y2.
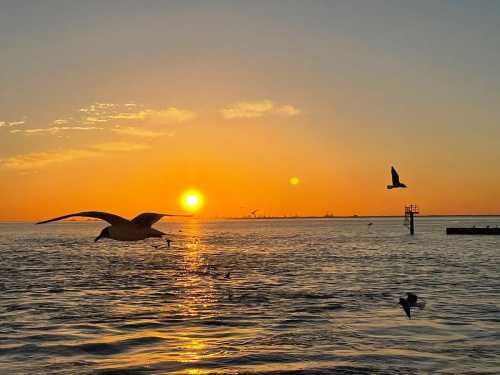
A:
387 166 407 189
37 211 190 242
399 292 425 319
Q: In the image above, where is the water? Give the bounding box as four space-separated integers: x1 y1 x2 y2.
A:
0 218 499 374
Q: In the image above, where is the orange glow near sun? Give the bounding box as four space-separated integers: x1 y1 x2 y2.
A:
180 189 204 212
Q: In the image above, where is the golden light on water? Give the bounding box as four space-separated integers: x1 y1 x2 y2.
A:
290 176 300 186
180 189 204 212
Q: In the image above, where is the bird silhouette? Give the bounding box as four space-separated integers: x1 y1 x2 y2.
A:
387 166 407 189
37 211 190 242
399 292 425 319
399 297 412 318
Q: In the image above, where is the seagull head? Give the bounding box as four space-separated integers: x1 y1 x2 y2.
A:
95 227 110 242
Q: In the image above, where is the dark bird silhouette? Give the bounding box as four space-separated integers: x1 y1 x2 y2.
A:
225 272 231 279
37 211 190 242
407 292 417 306
250 209 259 218
399 297 412 319
387 166 407 189
399 292 425 319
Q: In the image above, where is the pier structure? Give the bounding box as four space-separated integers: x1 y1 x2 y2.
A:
447 227 500 235
404 204 419 235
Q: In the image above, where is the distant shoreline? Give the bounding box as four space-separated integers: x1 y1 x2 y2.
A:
1 214 500 223
227 214 500 220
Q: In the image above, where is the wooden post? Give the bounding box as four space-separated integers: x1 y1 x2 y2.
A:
405 204 419 235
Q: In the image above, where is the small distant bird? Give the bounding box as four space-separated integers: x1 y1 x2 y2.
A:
368 222 373 226
37 211 190 242
166 239 172 248
224 272 231 279
250 209 259 218
387 166 407 189
399 292 425 319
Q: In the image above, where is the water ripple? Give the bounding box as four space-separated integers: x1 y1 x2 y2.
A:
0 218 499 374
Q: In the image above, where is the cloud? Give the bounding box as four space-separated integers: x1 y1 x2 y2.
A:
220 100 300 119
0 149 98 170
78 102 117 113
0 142 150 171
85 117 109 123
152 107 197 123
109 107 197 123
0 120 25 127
220 100 274 119
89 142 150 152
276 104 301 116
107 112 143 120
10 126 102 135
7 120 26 126
4 102 195 138
75 103 197 125
111 127 167 138
53 119 69 125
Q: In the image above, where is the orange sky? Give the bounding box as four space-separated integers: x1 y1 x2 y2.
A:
1 2 500 220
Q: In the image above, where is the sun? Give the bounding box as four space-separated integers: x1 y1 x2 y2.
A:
290 176 300 186
180 189 204 212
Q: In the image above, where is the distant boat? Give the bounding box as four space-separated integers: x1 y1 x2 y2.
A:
446 227 500 235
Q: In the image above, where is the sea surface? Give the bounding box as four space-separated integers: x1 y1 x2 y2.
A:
0 218 499 374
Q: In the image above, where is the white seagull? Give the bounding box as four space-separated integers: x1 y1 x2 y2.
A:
37 211 190 242
387 166 407 189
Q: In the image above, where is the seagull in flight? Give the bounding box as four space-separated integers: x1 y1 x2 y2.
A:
387 166 407 189
399 292 425 319
37 211 190 242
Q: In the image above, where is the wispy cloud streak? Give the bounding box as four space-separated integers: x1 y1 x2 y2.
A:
220 100 301 119
7 102 195 138
111 127 168 138
78 103 197 124
10 127 102 135
0 142 150 171
0 120 26 127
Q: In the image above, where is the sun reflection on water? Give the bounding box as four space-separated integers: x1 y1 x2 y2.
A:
2 219 498 374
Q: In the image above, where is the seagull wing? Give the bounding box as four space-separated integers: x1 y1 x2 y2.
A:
391 167 401 185
131 212 191 228
37 211 130 225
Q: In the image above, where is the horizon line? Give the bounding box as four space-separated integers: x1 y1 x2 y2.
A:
1 213 500 223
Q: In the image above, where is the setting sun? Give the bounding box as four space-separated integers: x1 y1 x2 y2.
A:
180 189 204 212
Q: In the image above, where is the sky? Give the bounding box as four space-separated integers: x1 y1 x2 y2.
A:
1 1 500 220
